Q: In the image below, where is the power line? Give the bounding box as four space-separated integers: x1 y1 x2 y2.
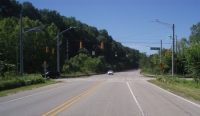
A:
113 27 169 39
120 42 171 44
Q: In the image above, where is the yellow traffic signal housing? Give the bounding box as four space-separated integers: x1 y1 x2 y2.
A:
46 46 48 53
52 48 54 54
80 42 83 49
101 42 104 49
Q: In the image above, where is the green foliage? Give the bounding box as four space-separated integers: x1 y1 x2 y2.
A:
0 0 139 76
63 53 111 74
62 60 73 75
1 0 200 83
139 53 149 68
155 76 200 88
0 76 46 91
189 22 200 44
149 78 200 102
0 0 22 18
184 42 200 82
0 60 16 77
156 76 166 82
140 22 200 79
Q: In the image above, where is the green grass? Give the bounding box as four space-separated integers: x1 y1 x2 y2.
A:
0 79 60 97
148 77 200 102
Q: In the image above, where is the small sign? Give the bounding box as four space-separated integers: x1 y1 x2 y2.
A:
42 61 49 78
167 35 172 40
158 63 164 69
42 61 49 68
150 47 160 50
92 51 95 56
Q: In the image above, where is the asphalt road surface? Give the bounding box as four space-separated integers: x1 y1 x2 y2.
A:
0 70 200 116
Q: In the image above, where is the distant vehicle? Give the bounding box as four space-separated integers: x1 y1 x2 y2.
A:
42 71 60 79
107 70 114 75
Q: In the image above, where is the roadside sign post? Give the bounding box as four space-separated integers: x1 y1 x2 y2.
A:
92 51 95 56
42 61 48 78
158 63 164 69
158 63 164 75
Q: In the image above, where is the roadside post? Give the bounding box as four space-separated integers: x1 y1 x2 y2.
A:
42 61 48 78
158 63 164 75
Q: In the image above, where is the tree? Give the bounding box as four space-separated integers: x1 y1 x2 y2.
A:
0 0 140 75
0 17 18 64
177 38 189 55
139 53 149 68
184 42 200 81
175 38 189 75
78 48 91 56
189 22 200 44
0 53 15 77
22 2 41 20
0 0 22 19
62 60 72 74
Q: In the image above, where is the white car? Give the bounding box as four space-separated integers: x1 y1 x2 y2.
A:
107 70 113 75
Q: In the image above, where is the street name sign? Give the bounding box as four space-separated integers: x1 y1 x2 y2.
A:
150 47 160 50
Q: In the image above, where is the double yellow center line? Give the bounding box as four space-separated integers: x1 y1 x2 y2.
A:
43 81 105 116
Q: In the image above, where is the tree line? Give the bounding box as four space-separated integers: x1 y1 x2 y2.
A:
0 0 139 76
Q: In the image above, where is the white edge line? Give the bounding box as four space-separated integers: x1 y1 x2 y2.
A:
0 82 78 105
148 82 200 108
127 82 145 116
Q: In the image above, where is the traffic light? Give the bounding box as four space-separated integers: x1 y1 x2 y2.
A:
126 52 128 57
52 48 54 54
46 46 48 53
101 42 104 49
115 51 117 57
80 42 82 49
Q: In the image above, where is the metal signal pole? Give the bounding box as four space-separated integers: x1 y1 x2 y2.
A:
20 12 23 76
151 19 175 76
160 40 162 63
57 27 75 72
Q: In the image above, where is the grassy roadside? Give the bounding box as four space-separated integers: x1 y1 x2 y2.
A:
0 80 60 97
0 72 94 97
147 76 200 103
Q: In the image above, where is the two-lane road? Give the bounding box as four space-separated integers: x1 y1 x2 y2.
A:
0 70 200 116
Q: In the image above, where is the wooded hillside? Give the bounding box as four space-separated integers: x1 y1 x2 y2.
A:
0 0 139 75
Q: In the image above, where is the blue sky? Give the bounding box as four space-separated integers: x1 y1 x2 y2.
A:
17 0 200 55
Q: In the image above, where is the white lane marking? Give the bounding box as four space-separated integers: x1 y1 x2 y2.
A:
127 82 145 116
0 82 79 105
148 82 200 108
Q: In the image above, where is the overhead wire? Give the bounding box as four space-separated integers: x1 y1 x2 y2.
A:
59 27 173 48
113 27 169 39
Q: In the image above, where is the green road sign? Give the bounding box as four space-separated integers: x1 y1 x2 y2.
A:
167 35 172 40
150 47 160 50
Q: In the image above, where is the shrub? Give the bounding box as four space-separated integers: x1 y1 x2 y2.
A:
0 76 46 91
156 76 167 82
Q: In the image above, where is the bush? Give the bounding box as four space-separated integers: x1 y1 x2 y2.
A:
156 76 167 82
0 76 46 91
